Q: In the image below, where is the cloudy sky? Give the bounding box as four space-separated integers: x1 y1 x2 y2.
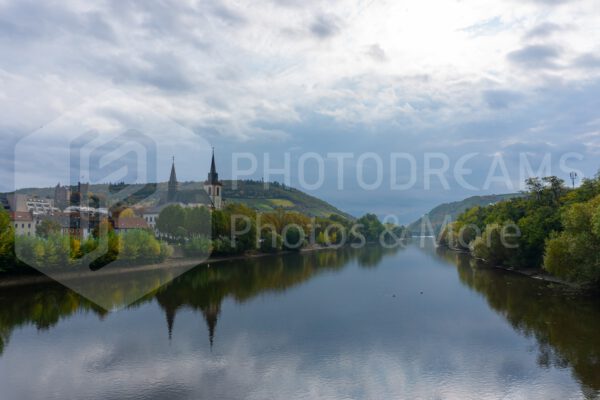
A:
1 0 599 222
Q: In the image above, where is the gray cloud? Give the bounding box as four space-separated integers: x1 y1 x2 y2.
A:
573 53 600 69
366 44 387 62
507 44 561 69
210 4 247 26
524 22 563 39
0 0 115 42
483 90 523 109
310 14 340 39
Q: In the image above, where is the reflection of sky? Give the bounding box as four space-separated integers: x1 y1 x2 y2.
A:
0 246 585 399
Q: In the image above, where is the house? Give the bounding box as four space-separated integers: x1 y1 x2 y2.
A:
35 213 98 240
10 211 36 236
113 217 149 233
6 193 59 216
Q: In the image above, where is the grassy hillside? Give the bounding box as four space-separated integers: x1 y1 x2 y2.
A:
408 193 524 235
11 180 352 219
220 180 353 218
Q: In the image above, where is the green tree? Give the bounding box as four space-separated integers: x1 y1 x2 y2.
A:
544 195 600 285
36 219 62 238
355 214 385 243
183 236 212 257
471 223 518 265
156 205 186 237
260 229 282 253
184 207 211 237
0 209 14 266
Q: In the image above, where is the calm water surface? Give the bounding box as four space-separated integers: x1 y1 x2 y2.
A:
0 241 599 399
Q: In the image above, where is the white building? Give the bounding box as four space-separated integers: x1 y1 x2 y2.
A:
10 212 36 236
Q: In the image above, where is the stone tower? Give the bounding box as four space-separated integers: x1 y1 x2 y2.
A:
204 149 223 210
167 156 178 202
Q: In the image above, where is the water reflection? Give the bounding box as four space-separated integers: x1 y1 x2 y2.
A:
0 245 401 354
1 243 599 398
435 246 600 397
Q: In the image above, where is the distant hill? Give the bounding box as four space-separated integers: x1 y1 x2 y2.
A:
408 193 524 235
10 180 352 219
221 180 353 219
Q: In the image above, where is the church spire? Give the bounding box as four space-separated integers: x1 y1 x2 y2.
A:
168 156 178 202
207 148 219 184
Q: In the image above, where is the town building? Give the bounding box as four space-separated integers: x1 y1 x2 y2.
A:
6 193 59 216
54 183 71 210
143 151 225 230
10 211 36 236
204 149 223 210
113 217 149 234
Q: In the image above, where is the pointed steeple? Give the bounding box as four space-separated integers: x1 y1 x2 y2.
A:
166 305 176 340
169 156 177 183
202 303 220 350
207 148 219 184
167 156 178 202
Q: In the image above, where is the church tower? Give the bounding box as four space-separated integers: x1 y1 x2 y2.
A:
167 156 178 202
204 149 223 210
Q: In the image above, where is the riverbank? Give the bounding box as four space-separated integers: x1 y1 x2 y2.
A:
445 246 583 290
0 245 338 288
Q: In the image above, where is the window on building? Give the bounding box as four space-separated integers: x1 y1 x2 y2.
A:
217 187 220 196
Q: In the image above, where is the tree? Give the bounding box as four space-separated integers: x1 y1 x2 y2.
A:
544 194 600 285
156 205 186 237
283 224 305 250
542 176 565 205
119 208 136 218
525 177 544 201
0 209 14 265
471 223 517 265
260 228 282 253
36 219 62 238
183 236 212 257
123 230 163 262
355 214 385 243
184 207 211 237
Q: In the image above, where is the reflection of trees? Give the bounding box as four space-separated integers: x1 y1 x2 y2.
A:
437 247 600 396
355 244 404 268
0 246 399 354
0 282 108 354
153 246 403 345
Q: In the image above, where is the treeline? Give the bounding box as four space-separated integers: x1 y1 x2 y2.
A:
440 173 600 286
0 202 408 273
0 214 172 272
155 203 410 257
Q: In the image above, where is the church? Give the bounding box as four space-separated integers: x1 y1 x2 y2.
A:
143 150 224 229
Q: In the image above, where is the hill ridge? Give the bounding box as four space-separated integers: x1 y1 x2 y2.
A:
9 180 353 219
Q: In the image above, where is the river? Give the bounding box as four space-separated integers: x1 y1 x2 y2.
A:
0 240 599 399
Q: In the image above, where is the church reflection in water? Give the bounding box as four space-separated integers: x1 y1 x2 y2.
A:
1 243 599 395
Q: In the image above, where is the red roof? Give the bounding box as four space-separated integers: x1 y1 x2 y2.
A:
9 212 33 221
114 217 149 230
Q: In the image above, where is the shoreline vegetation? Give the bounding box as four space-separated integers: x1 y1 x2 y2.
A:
437 172 600 291
0 202 410 279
